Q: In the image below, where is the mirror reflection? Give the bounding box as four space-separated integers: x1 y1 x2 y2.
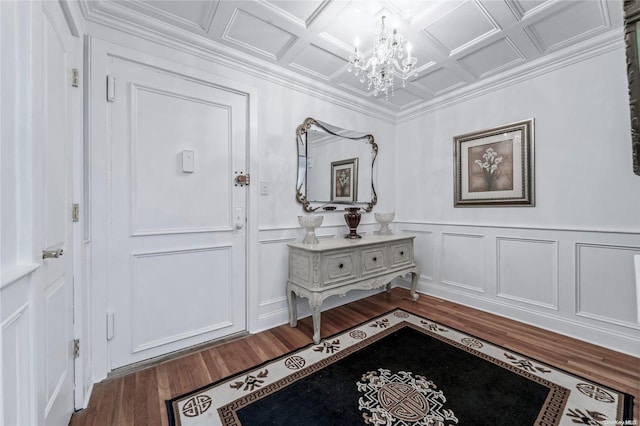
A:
296 117 378 212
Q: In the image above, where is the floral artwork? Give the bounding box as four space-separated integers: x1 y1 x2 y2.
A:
469 142 513 192
331 158 358 203
454 120 534 207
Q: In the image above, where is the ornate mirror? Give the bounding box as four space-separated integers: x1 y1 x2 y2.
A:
296 117 378 212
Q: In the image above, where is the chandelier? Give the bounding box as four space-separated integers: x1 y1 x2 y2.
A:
347 16 418 98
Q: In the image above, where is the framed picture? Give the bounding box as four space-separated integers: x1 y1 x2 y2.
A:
331 158 358 203
453 119 534 207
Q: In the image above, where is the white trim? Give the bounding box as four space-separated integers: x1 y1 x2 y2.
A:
397 29 624 122
410 280 640 356
0 264 40 290
79 1 397 123
394 220 640 236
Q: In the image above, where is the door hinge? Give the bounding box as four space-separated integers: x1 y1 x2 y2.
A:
234 172 250 187
107 312 115 341
73 339 80 359
72 68 79 88
72 203 79 222
107 75 116 102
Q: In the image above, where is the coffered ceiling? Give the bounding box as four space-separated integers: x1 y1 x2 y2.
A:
80 0 624 118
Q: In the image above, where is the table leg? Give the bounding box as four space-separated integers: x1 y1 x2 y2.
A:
410 271 420 301
309 293 323 344
287 284 298 327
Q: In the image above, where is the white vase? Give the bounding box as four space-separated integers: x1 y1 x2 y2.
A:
374 212 394 235
298 215 323 244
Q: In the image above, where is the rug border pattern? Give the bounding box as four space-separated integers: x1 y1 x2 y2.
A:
167 309 632 426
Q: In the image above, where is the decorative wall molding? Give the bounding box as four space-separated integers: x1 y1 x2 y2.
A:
395 220 640 236
0 263 40 290
441 232 486 292
398 30 624 122
415 277 640 354
395 221 640 355
79 1 397 123
575 242 640 329
496 237 558 310
400 229 434 281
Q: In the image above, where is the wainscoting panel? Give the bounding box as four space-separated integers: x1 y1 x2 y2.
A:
441 232 485 292
394 222 640 355
130 247 233 353
257 234 296 321
576 243 640 327
402 229 434 280
496 237 558 309
1 274 35 426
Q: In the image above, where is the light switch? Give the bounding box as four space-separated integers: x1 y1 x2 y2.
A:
260 181 269 195
182 150 194 173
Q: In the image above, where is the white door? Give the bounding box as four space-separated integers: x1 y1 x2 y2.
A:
36 1 76 424
106 55 248 369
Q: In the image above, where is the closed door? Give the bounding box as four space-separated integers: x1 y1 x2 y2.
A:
38 2 76 424
106 55 248 369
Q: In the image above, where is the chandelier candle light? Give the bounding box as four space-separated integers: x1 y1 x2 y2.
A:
348 16 418 98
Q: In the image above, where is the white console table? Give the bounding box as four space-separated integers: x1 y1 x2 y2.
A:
287 234 420 343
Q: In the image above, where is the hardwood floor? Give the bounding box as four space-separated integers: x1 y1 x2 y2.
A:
70 288 639 425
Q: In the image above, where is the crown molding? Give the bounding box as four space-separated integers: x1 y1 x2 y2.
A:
397 28 625 122
78 1 624 126
79 0 398 123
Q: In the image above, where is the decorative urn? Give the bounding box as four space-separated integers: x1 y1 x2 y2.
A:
344 207 362 239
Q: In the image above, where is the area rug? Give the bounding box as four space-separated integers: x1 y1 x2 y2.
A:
167 309 633 426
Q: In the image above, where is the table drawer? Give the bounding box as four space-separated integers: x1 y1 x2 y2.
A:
361 247 387 276
324 252 357 285
391 243 412 267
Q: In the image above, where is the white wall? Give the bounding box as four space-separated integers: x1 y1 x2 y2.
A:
394 41 640 355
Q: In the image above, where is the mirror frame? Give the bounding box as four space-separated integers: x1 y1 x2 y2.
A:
624 0 640 175
296 117 378 212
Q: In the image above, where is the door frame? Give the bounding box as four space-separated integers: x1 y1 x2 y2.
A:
87 36 259 381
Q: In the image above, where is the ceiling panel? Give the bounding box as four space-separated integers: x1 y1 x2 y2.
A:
525 1 608 52
223 8 298 60
290 44 346 80
413 67 466 95
262 0 326 27
422 1 498 55
458 38 524 78
84 0 624 117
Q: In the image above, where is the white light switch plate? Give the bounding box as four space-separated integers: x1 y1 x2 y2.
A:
182 150 194 173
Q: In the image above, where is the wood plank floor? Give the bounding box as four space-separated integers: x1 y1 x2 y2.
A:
70 288 639 425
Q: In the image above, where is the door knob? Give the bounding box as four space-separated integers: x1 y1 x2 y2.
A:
43 248 64 259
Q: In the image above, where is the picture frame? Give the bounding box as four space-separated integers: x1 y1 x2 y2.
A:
453 119 534 207
330 158 358 203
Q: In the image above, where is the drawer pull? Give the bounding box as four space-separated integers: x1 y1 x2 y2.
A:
339 263 344 269
372 257 377 262
400 251 405 256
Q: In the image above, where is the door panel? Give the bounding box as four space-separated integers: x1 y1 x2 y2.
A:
108 56 248 369
39 2 75 425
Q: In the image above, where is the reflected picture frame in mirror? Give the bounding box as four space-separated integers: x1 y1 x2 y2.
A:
296 117 378 212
